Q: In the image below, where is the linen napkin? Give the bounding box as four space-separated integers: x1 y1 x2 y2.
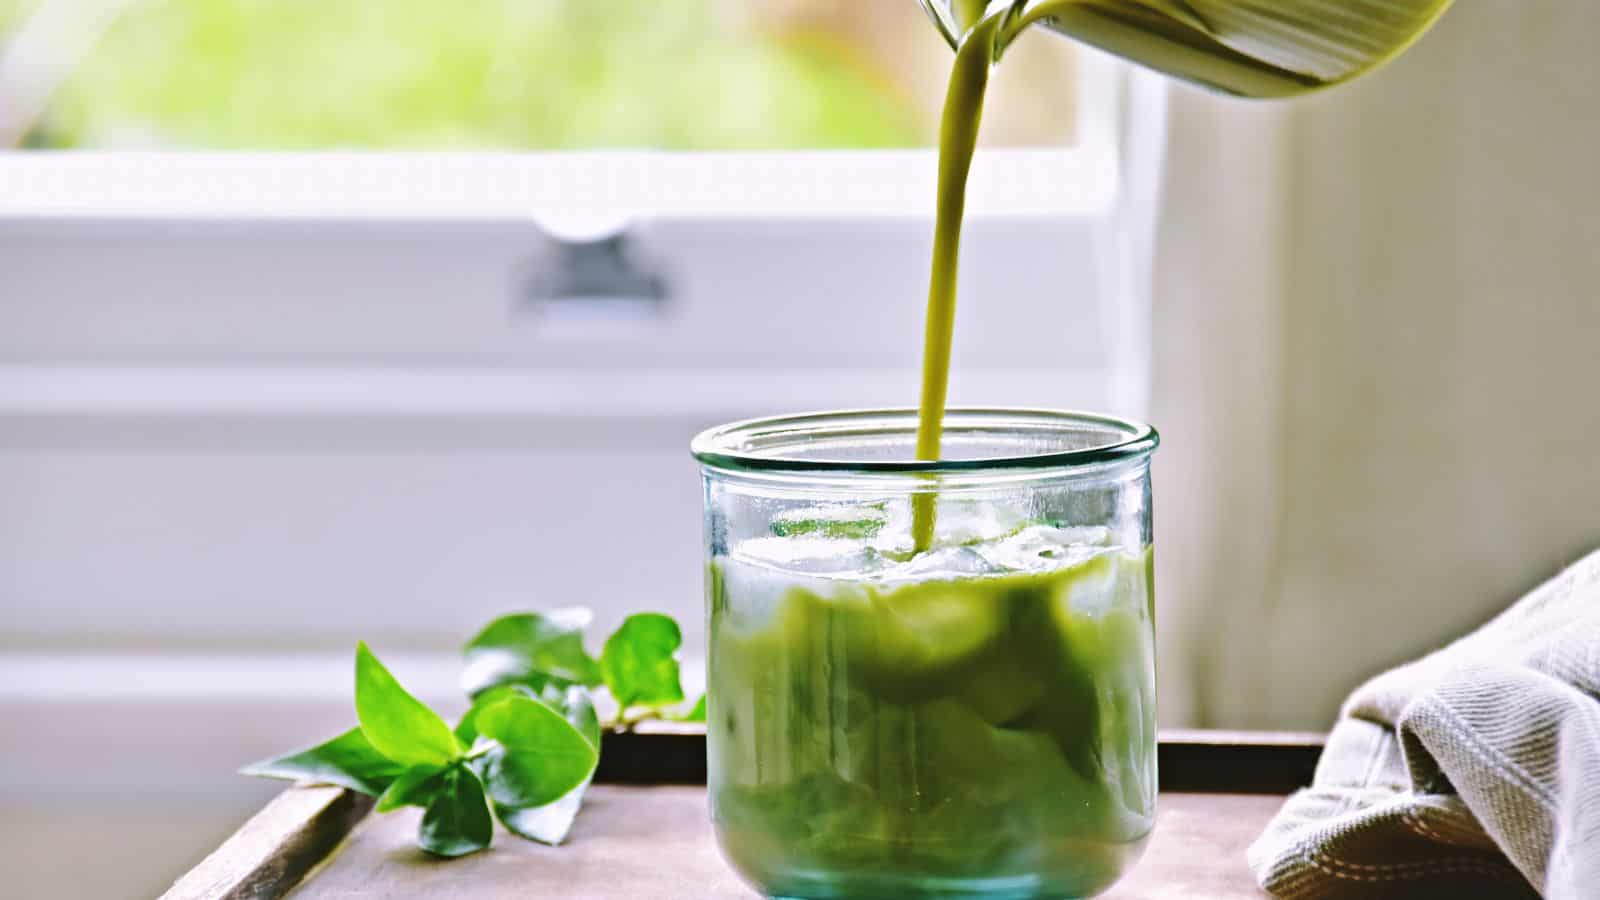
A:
1249 548 1600 899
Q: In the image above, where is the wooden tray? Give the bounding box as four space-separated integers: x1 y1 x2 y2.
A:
164 729 1321 900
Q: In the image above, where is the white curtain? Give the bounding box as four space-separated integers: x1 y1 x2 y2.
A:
1150 1 1600 730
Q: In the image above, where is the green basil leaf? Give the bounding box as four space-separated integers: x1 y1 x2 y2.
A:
461 609 602 696
475 694 598 806
456 684 595 754
418 766 493 858
600 613 686 711
240 727 405 797
538 683 602 749
375 765 449 813
454 684 537 747
496 789 586 846
492 682 601 845
490 684 601 845
475 746 588 810
355 642 462 769
675 694 708 723
477 692 597 756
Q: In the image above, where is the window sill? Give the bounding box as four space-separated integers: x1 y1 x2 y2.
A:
0 148 1118 226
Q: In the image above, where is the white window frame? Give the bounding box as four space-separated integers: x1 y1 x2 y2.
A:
0 50 1161 422
1 50 1127 220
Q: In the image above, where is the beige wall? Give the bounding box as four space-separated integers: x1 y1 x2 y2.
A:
1148 84 1292 729
1154 2 1600 729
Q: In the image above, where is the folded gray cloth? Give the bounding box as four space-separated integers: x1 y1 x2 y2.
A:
1249 549 1600 899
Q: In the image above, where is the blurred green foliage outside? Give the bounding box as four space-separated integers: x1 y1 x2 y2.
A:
5 0 926 149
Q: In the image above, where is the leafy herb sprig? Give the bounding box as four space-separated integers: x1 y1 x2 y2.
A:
242 609 702 857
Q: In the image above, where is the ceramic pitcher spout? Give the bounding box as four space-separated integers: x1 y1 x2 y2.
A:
916 0 1456 99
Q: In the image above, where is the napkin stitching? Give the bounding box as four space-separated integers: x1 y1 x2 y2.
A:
1400 800 1467 847
1304 844 1516 874
1295 844 1528 884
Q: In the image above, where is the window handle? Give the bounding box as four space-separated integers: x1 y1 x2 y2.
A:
520 229 669 329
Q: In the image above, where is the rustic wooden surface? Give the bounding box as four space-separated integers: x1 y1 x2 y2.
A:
167 732 1316 899
160 786 374 900
287 786 1281 899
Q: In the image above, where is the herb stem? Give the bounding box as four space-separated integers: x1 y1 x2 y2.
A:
610 706 667 733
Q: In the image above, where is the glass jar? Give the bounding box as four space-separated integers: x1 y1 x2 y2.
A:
693 408 1160 900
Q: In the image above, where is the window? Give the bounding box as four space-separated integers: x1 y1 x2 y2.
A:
1 7 1168 895
0 6 1164 868
4 0 1078 150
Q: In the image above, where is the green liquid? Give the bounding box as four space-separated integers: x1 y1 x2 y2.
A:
912 0 1454 550
709 543 1157 898
912 15 1001 554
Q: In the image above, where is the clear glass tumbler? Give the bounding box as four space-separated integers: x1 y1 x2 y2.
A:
693 409 1160 900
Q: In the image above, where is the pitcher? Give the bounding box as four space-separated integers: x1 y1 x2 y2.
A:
920 0 1456 97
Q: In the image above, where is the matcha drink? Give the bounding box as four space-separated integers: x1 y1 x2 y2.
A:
697 407 1160 899
708 501 1157 898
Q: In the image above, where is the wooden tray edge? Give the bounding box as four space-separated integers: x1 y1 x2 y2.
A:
161 786 374 900
168 729 1323 900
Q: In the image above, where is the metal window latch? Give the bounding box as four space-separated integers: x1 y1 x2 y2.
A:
519 227 670 331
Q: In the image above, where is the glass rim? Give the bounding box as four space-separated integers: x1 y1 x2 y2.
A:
691 407 1159 475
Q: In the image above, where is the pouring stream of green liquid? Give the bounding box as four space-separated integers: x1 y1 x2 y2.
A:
911 14 1001 554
